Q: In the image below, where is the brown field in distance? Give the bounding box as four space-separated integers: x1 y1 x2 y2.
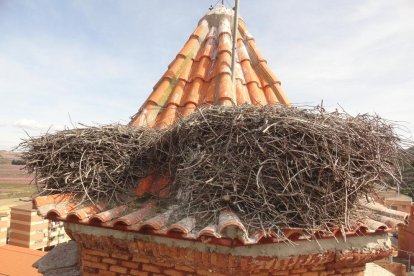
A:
0 150 35 200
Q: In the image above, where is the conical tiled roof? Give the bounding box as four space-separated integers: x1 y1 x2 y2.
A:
130 5 289 128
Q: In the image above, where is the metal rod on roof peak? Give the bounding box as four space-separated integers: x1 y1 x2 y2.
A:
230 0 239 87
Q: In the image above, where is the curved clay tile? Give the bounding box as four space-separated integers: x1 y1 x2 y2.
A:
362 218 388 232
248 230 272 244
45 205 72 220
89 205 127 225
282 229 305 240
365 201 409 222
218 209 248 239
135 210 173 231
33 193 73 208
370 214 405 230
129 6 290 128
197 224 221 239
37 201 69 217
167 217 196 235
355 225 369 234
111 202 155 228
66 204 105 223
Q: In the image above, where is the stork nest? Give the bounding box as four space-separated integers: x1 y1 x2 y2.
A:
18 105 409 232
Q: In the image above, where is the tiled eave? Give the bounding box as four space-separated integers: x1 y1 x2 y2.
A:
65 222 392 260
34 194 405 248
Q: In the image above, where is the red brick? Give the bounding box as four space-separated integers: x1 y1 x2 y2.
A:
290 268 307 273
301 272 318 276
228 255 238 268
83 254 101 262
338 268 352 273
83 248 109 257
130 270 149 276
98 271 116 276
217 253 228 268
153 260 173 268
276 259 289 270
352 266 365 272
185 250 195 263
175 264 195 272
132 256 150 263
200 251 209 266
111 252 130 260
263 259 276 270
110 265 128 274
83 272 99 276
121 260 139 269
135 240 144 252
83 266 98 274
157 244 168 256
163 269 186 276
310 266 326 271
142 264 161 273
148 242 159 257
196 269 228 276
102 257 118 265
272 271 289 276
211 272 227 276
240 257 250 271
210 253 218 266
196 268 214 275
319 271 336 276
83 260 109 270
194 251 203 266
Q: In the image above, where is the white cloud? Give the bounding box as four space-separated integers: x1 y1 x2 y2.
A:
253 0 414 138
12 119 63 131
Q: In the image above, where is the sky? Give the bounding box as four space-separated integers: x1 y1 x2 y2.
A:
0 0 413 150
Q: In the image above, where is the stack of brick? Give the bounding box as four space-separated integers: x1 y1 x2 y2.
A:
8 204 49 249
0 212 8 246
47 221 70 247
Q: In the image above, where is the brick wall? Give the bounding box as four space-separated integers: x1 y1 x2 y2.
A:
384 199 412 213
79 247 366 276
64 229 389 276
398 205 414 262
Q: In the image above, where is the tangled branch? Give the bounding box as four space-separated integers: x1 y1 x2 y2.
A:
18 105 410 232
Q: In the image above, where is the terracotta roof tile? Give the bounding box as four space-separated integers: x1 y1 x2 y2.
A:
0 245 46 276
112 202 155 228
66 204 105 222
34 194 404 247
168 217 196 235
136 209 173 231
89 205 127 225
129 6 290 128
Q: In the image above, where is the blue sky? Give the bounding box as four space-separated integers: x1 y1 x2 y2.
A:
0 0 413 149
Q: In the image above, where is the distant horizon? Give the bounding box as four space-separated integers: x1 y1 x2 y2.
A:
1 0 413 150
